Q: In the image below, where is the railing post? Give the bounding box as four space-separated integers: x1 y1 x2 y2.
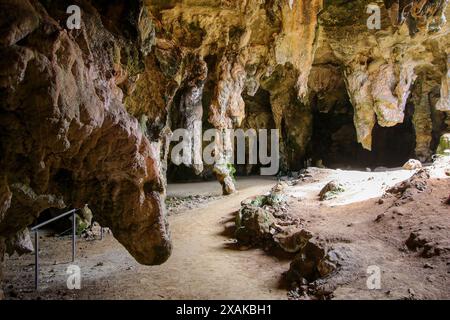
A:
31 208 82 290
72 210 76 262
34 230 39 291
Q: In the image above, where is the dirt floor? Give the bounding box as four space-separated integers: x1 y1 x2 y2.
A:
2 165 450 300
2 177 289 300
284 167 450 300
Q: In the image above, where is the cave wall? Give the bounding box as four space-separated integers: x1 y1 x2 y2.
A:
146 0 449 172
0 0 172 273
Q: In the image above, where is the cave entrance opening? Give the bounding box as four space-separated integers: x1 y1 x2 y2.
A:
308 104 416 170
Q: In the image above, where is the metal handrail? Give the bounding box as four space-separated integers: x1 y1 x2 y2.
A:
30 209 78 231
31 208 80 290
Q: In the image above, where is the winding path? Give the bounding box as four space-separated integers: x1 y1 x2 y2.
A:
5 177 289 299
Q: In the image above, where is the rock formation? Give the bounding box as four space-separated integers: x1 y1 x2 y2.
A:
146 0 448 171
0 0 173 281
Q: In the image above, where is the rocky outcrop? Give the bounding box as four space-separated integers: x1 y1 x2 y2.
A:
0 0 171 271
235 184 341 299
235 182 298 248
403 159 423 170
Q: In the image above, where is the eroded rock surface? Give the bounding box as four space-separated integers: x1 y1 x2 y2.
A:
0 0 172 275
146 0 449 172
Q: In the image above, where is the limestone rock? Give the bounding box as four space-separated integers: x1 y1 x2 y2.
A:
437 133 450 155
5 228 33 256
319 181 345 201
1 0 450 288
0 0 39 46
0 0 171 269
235 205 275 246
321 0 449 153
403 159 423 170
274 229 312 254
436 55 450 111
286 238 337 283
267 182 288 206
146 0 449 169
75 205 93 235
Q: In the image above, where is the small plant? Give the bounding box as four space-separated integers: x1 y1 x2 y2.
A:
226 163 236 181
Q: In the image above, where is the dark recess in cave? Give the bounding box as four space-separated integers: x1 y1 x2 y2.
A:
32 208 72 234
309 104 416 169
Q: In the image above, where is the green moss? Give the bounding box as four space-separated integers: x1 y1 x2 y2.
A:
226 163 236 181
75 215 89 236
250 195 268 207
436 134 450 156
322 185 345 201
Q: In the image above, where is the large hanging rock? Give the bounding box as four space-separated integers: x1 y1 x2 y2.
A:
344 67 376 150
5 228 33 256
322 0 449 153
0 0 171 268
274 0 323 101
403 159 423 170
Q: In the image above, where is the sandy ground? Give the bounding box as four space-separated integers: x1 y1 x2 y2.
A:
2 167 449 300
285 167 415 205
286 167 450 300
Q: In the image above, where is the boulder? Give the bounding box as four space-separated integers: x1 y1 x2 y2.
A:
319 181 345 201
235 205 275 245
286 238 337 283
274 228 313 253
403 159 423 170
5 228 33 256
75 205 93 236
